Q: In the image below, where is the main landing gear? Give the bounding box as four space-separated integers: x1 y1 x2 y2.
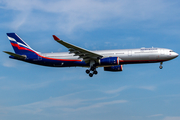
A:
86 60 98 77
86 66 98 77
159 62 163 69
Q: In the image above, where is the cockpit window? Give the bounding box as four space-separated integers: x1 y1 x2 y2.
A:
170 50 174 52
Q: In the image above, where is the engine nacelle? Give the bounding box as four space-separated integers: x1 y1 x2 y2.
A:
104 65 123 72
99 57 119 66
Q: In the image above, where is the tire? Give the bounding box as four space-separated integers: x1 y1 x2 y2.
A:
89 73 93 77
90 67 95 71
93 71 98 75
86 69 90 74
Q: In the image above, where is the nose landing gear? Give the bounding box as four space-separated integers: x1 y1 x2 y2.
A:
159 62 163 69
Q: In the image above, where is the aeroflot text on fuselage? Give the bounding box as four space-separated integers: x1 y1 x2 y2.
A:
4 33 178 77
140 48 157 50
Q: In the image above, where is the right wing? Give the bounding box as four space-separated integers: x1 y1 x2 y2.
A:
53 35 103 62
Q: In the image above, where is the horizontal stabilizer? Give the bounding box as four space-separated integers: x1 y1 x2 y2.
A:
3 51 26 59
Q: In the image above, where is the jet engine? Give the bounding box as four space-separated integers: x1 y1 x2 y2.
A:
104 65 123 72
99 57 119 65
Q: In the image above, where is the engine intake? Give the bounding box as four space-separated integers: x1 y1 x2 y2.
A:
104 65 123 72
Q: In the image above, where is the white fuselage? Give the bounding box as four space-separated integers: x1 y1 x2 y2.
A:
41 48 178 67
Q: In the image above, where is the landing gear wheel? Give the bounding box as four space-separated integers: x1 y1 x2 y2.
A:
86 69 90 74
159 62 163 69
90 67 95 71
89 73 93 77
159 66 163 69
93 70 98 75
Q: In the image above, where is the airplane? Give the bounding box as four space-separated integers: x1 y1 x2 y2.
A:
4 33 179 77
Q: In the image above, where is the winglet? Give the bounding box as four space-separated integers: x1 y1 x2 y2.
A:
53 35 61 41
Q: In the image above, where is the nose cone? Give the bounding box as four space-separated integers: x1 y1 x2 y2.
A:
173 52 179 58
175 52 179 57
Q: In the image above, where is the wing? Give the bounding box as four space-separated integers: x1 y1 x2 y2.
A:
53 35 103 62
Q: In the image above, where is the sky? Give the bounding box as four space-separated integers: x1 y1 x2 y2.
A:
0 0 180 120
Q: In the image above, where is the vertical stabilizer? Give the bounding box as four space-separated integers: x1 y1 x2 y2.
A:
6 33 37 55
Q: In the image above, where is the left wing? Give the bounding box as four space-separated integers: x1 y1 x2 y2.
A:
53 35 103 62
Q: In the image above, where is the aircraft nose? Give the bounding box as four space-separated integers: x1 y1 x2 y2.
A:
173 52 179 58
175 52 179 57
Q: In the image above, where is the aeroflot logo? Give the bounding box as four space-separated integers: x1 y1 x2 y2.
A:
141 48 157 50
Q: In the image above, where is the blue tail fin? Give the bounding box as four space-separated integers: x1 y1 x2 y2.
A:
7 33 37 55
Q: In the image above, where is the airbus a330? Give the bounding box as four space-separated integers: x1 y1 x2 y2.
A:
4 33 178 77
